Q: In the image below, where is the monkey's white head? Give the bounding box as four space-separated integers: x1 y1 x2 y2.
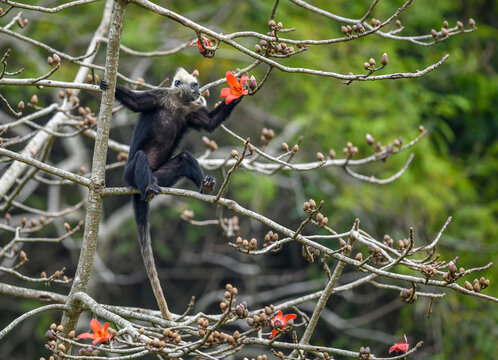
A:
170 67 205 105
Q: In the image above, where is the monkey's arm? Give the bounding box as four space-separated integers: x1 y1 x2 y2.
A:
186 99 241 132
101 81 160 112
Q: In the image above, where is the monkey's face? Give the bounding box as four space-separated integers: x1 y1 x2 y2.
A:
173 78 201 103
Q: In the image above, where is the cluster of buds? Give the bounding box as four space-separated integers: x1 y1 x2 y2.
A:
58 88 80 105
341 23 365 36
420 263 438 278
302 198 317 213
464 277 490 293
235 236 258 251
367 245 383 262
234 301 249 318
196 318 210 337
340 239 352 254
77 106 97 128
219 283 238 312
397 238 410 250
207 330 237 346
47 53 61 67
16 16 29 28
383 234 394 247
202 136 218 151
442 261 465 283
85 74 100 85
45 324 68 355
260 128 275 145
359 346 371 359
342 142 359 158
302 245 320 263
161 328 182 345
254 20 298 56
78 347 99 357
315 212 329 227
263 230 279 248
281 142 299 153
246 305 274 327
399 288 417 303
370 18 382 27
243 356 268 360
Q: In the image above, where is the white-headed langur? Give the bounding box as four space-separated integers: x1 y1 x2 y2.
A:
101 68 243 320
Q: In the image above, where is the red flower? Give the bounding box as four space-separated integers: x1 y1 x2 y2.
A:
220 72 249 105
190 35 212 53
77 319 113 344
269 310 297 339
389 334 409 354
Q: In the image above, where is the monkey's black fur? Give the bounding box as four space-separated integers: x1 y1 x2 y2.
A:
101 69 241 319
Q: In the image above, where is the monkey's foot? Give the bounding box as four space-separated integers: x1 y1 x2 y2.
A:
99 79 109 90
200 176 215 194
142 183 161 201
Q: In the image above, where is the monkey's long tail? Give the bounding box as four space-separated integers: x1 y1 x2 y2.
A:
132 194 173 320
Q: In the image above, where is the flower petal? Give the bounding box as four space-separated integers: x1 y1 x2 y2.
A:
90 319 103 333
77 332 95 340
239 75 249 86
269 329 278 339
224 94 240 105
281 313 297 325
225 72 239 88
220 87 231 98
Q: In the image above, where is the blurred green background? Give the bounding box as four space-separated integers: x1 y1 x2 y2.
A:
0 0 496 358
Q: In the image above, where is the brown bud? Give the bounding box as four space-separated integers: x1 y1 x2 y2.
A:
64 222 70 231
366 133 374 145
341 26 348 35
192 69 199 77
201 89 210 98
381 53 389 66
485 279 490 287
277 22 283 29
396 19 402 27
231 149 239 158
363 62 371 70
41 271 47 278
293 144 299 152
368 58 376 66
328 149 336 159
57 344 66 352
86 74 93 83
268 19 276 28
255 44 262 53
47 56 54 66
321 217 328 225
58 90 65 99
431 29 438 39
18 101 25 111
30 94 39 105
68 330 75 339
355 253 363 261
316 152 324 161
441 27 449 37
19 250 27 262
464 280 473 291
468 18 475 28
473 282 480 292
457 21 463 30
50 323 57 330
281 142 289 151
52 54 61 64
370 18 377 26
339 239 346 247
250 238 257 248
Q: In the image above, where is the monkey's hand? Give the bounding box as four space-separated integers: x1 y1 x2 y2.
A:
143 183 161 201
200 176 215 194
99 79 109 91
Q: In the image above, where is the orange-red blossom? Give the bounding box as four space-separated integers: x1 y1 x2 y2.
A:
389 334 410 354
189 35 212 53
220 71 248 105
77 319 113 344
269 310 297 339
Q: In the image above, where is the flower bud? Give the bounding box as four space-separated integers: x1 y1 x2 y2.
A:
396 19 402 27
52 54 61 64
457 21 463 30
30 94 38 105
441 27 448 37
363 62 371 70
341 26 348 35
443 20 449 29
18 101 25 111
201 89 210 98
249 75 257 90
268 19 276 28
355 253 363 261
448 261 457 273
277 22 283 29
431 29 438 39
47 56 54 66
365 133 374 145
368 58 376 66
473 282 480 292
231 149 239 158
464 280 473 291
468 18 475 28
381 53 389 66
255 44 262 53
316 152 324 161
329 149 336 159
282 142 289 151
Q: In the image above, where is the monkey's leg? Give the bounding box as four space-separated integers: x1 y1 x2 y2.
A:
154 151 215 194
127 150 160 201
